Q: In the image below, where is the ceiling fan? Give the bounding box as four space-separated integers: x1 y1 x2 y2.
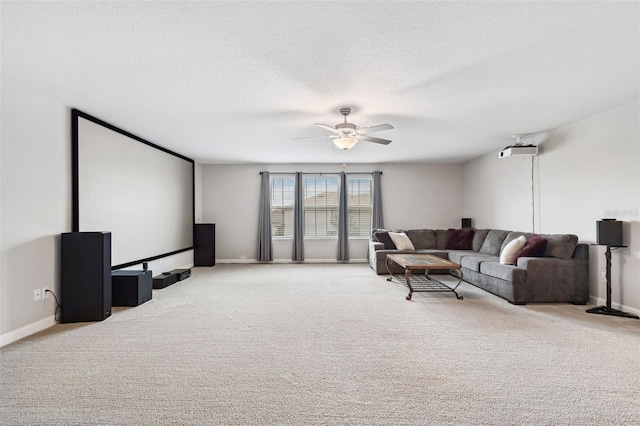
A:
294 107 393 150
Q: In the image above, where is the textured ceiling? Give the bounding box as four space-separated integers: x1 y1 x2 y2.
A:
2 1 638 164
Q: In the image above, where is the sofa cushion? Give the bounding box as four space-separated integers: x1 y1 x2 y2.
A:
374 231 396 250
514 235 548 262
435 229 448 249
480 262 526 284
406 229 436 249
500 231 533 251
472 229 490 252
447 250 476 265
500 235 526 265
461 255 499 272
541 234 578 259
445 228 475 250
479 230 510 256
374 249 448 261
389 232 415 250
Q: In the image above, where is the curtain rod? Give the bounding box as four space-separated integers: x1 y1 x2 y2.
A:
260 171 381 175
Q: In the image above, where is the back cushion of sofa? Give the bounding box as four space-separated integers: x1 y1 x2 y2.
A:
500 231 533 252
541 234 579 259
406 229 436 249
479 230 510 256
434 229 449 249
472 229 490 252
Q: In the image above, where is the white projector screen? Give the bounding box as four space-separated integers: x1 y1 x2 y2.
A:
72 110 194 269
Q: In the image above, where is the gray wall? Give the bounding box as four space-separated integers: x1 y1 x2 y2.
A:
201 163 463 261
0 79 194 346
463 100 640 314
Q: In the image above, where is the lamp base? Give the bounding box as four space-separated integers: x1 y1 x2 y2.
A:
586 305 639 319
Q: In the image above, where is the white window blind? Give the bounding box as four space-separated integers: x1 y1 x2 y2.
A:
270 175 294 238
304 176 339 238
347 176 373 237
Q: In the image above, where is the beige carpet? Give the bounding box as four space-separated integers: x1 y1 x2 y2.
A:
1 264 639 425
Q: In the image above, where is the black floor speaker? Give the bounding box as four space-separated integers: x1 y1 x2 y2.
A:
461 218 472 228
61 232 112 323
597 220 622 246
194 223 215 266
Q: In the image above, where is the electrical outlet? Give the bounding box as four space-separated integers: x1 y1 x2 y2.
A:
42 287 50 299
33 288 42 301
600 272 607 283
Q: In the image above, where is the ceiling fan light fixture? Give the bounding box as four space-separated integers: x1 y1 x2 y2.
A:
333 136 358 150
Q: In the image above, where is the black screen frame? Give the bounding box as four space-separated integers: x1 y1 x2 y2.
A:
71 109 195 270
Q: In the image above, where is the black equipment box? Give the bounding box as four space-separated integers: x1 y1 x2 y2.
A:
153 272 178 289
170 268 191 281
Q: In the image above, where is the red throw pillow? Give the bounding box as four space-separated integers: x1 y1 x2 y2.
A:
445 228 475 250
514 235 548 262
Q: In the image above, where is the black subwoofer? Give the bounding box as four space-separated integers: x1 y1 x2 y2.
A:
597 219 623 246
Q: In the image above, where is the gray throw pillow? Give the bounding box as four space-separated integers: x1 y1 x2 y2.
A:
374 231 396 250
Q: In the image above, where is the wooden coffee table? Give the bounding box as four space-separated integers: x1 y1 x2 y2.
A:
386 254 464 300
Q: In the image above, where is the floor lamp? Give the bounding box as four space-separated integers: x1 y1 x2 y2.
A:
586 219 639 319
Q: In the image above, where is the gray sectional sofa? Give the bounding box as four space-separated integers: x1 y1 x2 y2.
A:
369 228 589 305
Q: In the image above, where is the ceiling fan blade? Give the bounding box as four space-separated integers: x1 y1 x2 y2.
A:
358 135 392 145
293 135 333 141
313 123 340 133
358 123 394 133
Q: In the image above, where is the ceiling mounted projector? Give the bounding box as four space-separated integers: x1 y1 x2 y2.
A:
498 134 539 158
498 145 538 158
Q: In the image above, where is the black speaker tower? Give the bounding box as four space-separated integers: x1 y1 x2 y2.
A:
61 232 112 323
194 223 216 267
461 218 472 228
587 220 638 319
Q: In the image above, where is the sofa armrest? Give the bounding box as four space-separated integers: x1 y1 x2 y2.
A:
370 241 384 251
516 257 589 303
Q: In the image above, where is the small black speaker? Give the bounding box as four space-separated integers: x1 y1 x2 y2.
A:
597 219 622 246
461 218 472 228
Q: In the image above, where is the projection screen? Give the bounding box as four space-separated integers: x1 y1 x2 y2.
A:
72 109 194 269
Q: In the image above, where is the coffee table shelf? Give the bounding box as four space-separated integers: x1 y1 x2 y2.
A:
386 254 464 301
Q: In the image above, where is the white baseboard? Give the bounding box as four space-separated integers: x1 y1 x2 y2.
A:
588 296 640 317
0 315 57 348
215 259 368 264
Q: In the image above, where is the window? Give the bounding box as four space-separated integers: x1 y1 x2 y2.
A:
269 173 374 239
270 175 294 238
347 177 373 237
304 176 339 238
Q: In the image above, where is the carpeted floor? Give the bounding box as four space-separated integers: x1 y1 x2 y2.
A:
1 264 639 425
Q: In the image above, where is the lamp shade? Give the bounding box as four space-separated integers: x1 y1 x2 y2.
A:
333 137 358 150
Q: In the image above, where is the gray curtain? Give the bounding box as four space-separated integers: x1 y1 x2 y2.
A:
257 171 272 261
337 171 349 261
372 171 384 229
292 172 304 261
